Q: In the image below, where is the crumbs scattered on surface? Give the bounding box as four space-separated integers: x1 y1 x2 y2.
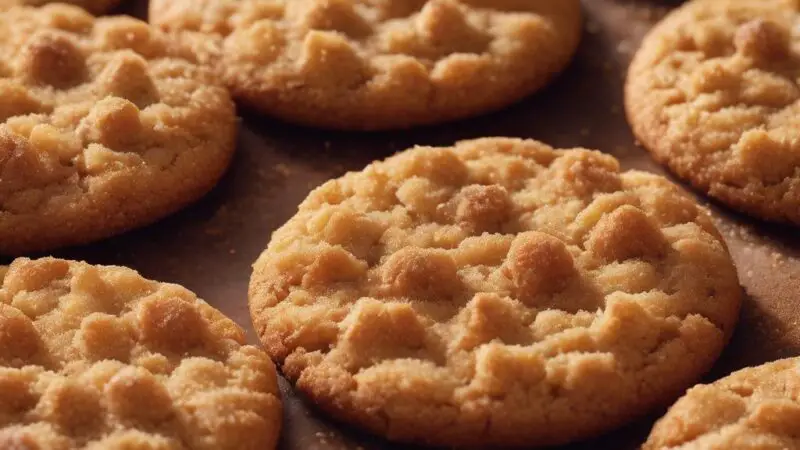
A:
275 163 294 177
617 40 634 56
587 20 601 35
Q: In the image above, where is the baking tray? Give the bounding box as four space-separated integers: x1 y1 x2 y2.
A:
15 0 800 448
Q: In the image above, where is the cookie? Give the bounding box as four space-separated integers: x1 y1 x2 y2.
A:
0 0 120 15
644 357 800 449
626 0 800 224
148 0 582 131
0 257 282 449
0 4 237 254
248 138 742 447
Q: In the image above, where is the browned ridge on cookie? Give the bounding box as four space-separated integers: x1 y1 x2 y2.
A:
0 0 121 15
0 257 282 449
0 4 237 254
149 0 582 130
627 0 800 225
645 357 800 449
249 138 742 448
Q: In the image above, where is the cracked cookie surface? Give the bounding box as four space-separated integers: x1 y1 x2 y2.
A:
0 257 282 450
248 138 742 447
627 0 800 224
0 0 120 15
645 357 800 449
149 0 582 130
0 4 237 254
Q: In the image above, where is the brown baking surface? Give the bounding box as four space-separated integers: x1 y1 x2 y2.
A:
9 0 800 449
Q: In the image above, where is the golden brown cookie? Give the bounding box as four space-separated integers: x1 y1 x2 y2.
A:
626 0 800 224
0 257 282 449
0 0 120 15
0 4 237 255
249 138 742 448
645 357 800 449
148 0 582 131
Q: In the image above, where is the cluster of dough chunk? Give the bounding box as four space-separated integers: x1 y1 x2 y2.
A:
0 4 236 254
645 357 800 449
627 0 800 223
0 258 281 450
149 0 582 129
249 138 742 447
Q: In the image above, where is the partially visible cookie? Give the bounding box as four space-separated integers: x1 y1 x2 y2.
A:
249 138 742 447
0 257 282 449
0 0 120 15
645 357 800 449
626 0 800 224
149 0 582 130
0 4 237 254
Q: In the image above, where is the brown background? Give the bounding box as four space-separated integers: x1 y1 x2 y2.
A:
13 0 800 448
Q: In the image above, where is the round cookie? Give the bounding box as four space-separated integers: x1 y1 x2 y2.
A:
645 357 800 449
149 0 582 131
248 138 742 447
627 0 800 224
0 0 121 15
0 4 237 255
0 257 282 449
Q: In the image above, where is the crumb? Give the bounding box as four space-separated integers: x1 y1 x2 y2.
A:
275 163 293 177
